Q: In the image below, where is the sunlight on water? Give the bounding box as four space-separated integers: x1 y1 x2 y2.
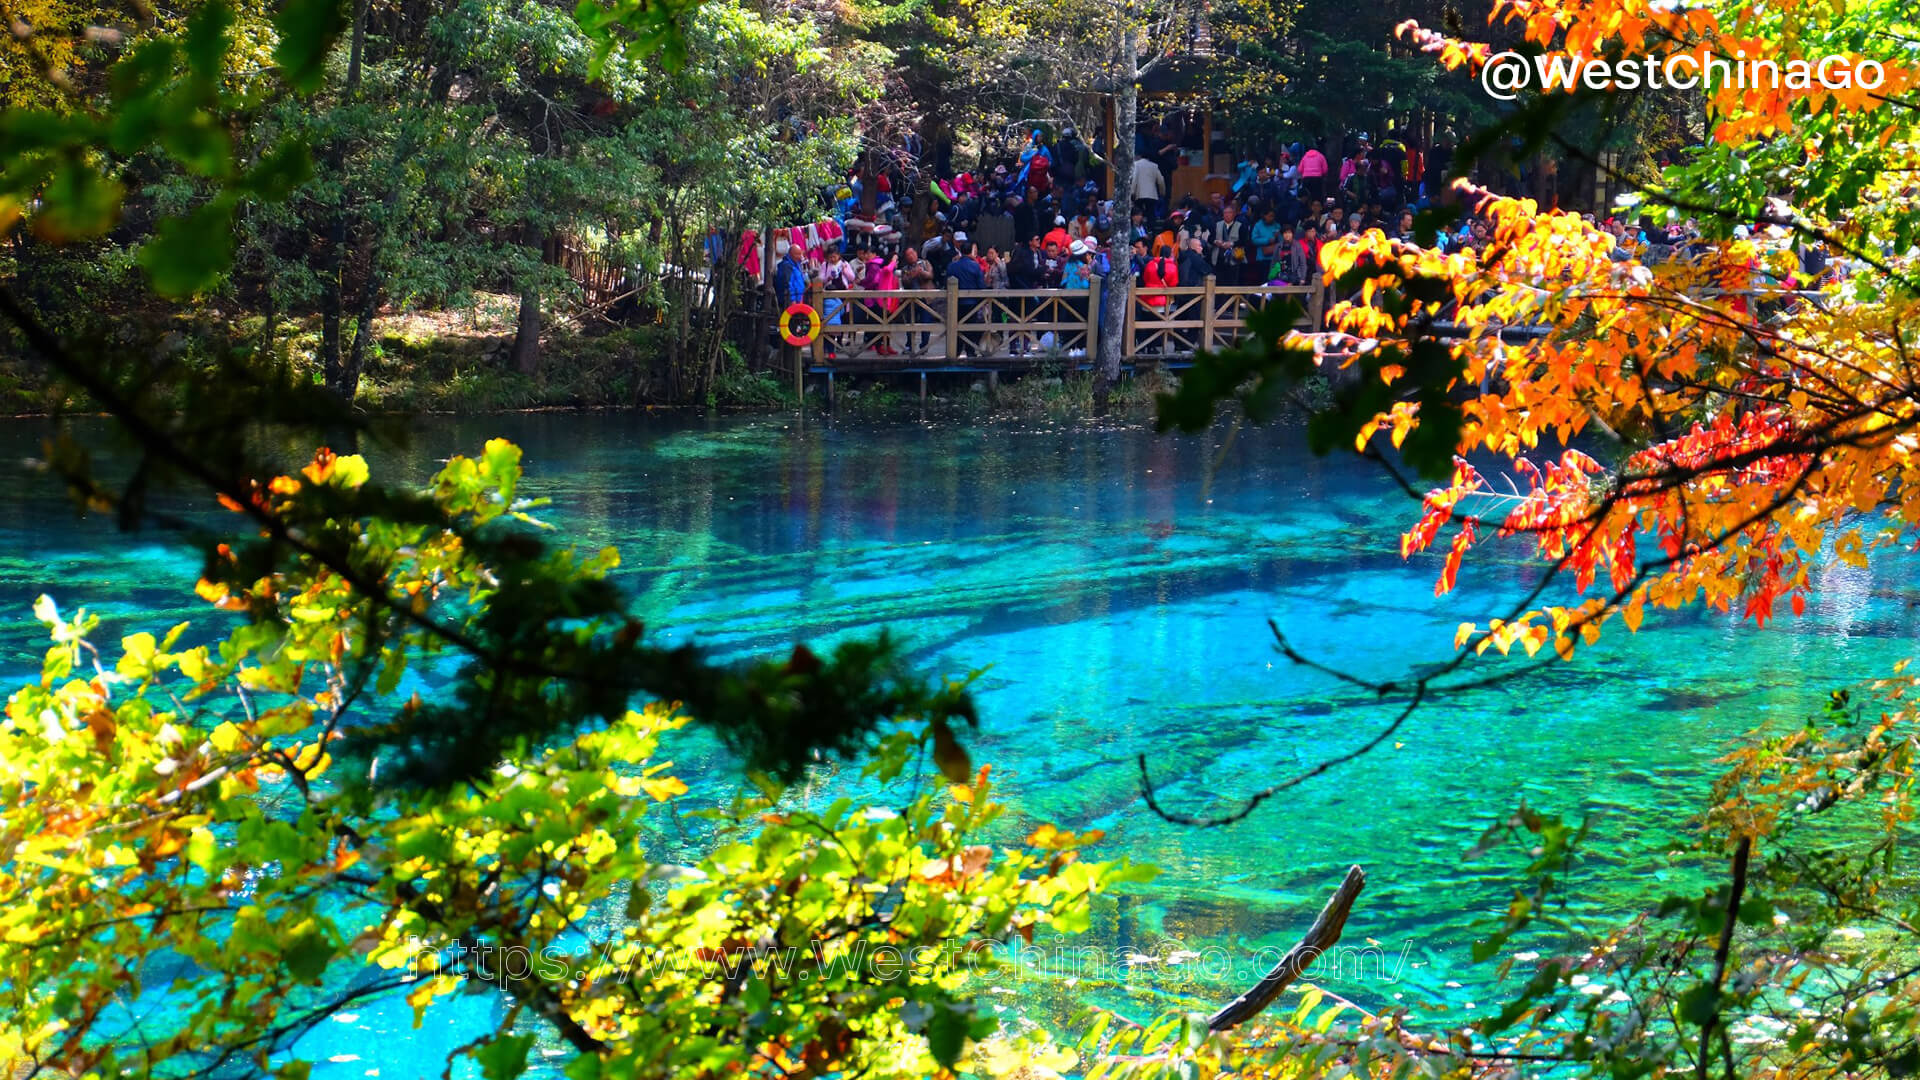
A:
4 412 1916 1072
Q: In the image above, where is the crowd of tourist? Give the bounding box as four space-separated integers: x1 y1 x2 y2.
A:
751 125 1848 357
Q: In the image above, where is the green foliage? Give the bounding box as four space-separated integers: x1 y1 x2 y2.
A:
178 439 979 789
5 0 877 404
2 0 341 293
1214 19 1490 146
0 443 1148 1078
710 349 797 409
273 0 349 89
1156 299 1317 432
1417 682 1920 1077
1158 277 1470 479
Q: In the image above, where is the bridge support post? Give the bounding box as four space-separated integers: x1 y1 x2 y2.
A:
803 283 825 402
1085 278 1101 367
919 371 927 402
944 277 960 360
1202 276 1217 352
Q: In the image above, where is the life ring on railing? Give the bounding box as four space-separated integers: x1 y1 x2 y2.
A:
781 303 822 346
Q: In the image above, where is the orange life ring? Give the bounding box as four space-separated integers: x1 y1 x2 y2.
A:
781 303 822 346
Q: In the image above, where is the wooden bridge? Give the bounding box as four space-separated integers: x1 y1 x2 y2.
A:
795 278 1325 398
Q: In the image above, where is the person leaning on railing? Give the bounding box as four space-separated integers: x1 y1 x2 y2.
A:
948 236 985 358
1009 234 1046 355
899 247 935 355
1177 236 1212 294
1056 240 1093 358
817 248 858 359
1212 204 1249 286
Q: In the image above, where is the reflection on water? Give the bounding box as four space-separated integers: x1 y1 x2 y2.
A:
3 411 1914 1068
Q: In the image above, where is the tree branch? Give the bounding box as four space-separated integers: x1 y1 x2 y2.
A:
1208 865 1366 1031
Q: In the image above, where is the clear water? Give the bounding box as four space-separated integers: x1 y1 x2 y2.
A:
4 412 1915 1074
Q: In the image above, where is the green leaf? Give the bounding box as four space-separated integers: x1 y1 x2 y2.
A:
926 998 971 1067
184 0 236 87
1678 983 1721 1027
274 0 348 91
238 141 313 199
284 931 336 982
138 198 236 298
563 1051 601 1080
109 41 178 104
158 113 233 177
375 647 407 696
0 109 93 158
474 1034 536 1080
34 162 124 242
1736 895 1775 927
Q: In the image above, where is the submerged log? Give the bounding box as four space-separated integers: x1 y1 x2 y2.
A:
1207 864 1367 1032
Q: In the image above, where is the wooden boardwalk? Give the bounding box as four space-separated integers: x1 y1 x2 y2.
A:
796 278 1324 397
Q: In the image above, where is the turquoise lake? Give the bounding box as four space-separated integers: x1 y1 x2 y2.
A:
3 411 1915 1074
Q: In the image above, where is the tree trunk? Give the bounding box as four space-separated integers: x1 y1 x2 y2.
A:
345 0 370 97
1094 30 1139 415
259 288 276 368
317 0 367 401
511 225 544 376
511 283 541 375
341 281 377 403
319 217 345 394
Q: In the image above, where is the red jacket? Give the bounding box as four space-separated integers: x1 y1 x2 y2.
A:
1143 256 1178 307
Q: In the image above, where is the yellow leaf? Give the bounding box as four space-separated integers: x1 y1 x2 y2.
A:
292 743 331 777
640 776 688 802
209 721 244 754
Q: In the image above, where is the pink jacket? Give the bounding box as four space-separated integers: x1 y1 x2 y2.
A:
863 257 899 311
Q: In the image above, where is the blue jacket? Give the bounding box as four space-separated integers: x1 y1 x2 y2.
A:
775 256 808 308
948 256 985 290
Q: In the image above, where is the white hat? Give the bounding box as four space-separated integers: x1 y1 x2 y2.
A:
1733 224 1751 240
953 231 969 243
1054 215 1066 225
1070 239 1089 255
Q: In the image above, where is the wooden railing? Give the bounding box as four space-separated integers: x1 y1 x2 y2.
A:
803 278 1323 368
1125 280 1322 358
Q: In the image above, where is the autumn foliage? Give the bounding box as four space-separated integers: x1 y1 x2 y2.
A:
1314 0 1920 661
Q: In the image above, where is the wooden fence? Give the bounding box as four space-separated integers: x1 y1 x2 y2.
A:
801 278 1323 371
556 239 630 307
